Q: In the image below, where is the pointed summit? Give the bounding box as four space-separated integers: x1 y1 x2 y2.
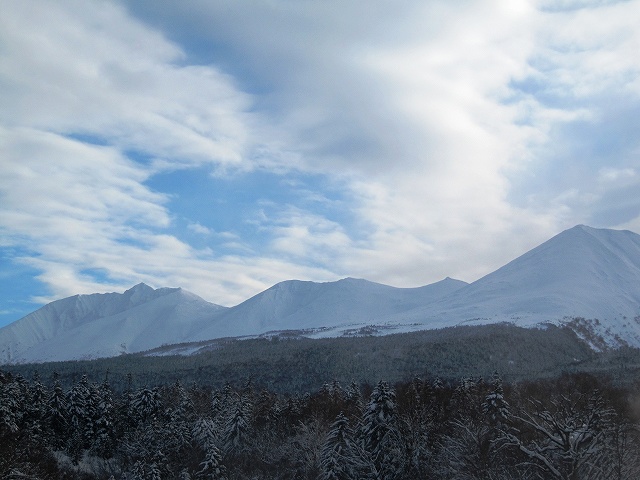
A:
126 282 154 293
396 225 640 344
122 282 161 306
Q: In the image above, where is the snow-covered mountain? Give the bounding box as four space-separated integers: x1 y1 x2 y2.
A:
188 276 468 341
0 278 466 364
389 225 640 346
2 225 640 364
0 283 226 363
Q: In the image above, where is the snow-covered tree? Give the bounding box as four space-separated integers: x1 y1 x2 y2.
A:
168 380 194 424
66 374 96 461
67 375 91 433
436 374 512 479
597 420 640 480
47 377 69 449
192 417 218 448
91 378 116 458
321 412 367 480
27 372 49 433
223 394 252 455
147 461 162 480
197 442 227 479
482 371 509 427
130 387 162 425
440 413 496 479
362 381 396 452
253 389 278 428
0 375 21 436
129 460 146 480
361 381 403 480
502 391 617 480
345 381 364 413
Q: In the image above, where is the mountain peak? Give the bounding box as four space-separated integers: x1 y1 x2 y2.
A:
3 225 640 364
564 224 633 237
125 282 154 293
0 283 224 364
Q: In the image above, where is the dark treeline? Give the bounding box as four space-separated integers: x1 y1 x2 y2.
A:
8 323 639 394
2 368 639 479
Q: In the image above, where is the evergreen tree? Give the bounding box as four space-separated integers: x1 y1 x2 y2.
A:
0 374 21 435
66 374 93 460
197 442 227 479
361 381 403 480
223 394 252 455
168 380 194 423
163 381 194 463
130 460 146 480
85 380 103 442
362 381 396 454
27 372 49 436
91 377 116 458
253 389 278 428
345 381 364 414
147 461 162 480
193 417 217 448
47 377 69 449
482 371 509 427
67 428 84 465
130 387 162 425
117 373 135 434
210 391 224 426
321 412 366 480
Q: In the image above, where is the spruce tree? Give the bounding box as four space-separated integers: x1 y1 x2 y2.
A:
47 377 69 449
482 371 509 427
91 378 116 458
197 442 227 480
130 387 162 425
223 394 252 455
361 381 403 479
66 374 93 460
321 412 366 480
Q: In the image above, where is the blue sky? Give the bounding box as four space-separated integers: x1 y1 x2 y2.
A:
1 0 640 327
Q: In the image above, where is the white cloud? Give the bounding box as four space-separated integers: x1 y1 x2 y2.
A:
598 167 636 183
0 127 339 305
187 222 213 235
0 1 333 306
266 206 353 261
0 0 254 170
2 0 640 312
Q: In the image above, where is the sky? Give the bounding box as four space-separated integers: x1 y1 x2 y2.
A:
1 0 640 327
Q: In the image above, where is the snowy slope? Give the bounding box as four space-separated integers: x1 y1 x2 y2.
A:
0 284 226 363
3 225 640 364
188 277 468 340
394 225 640 345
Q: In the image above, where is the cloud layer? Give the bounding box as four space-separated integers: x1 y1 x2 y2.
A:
1 0 639 320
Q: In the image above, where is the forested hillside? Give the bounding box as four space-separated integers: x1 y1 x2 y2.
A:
1 368 639 479
4 322 640 478
4 323 622 394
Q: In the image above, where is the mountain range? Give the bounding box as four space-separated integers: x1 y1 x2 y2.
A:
2 224 640 364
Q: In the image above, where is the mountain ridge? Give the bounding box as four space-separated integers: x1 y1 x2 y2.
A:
0 283 226 363
2 224 640 364
189 276 468 341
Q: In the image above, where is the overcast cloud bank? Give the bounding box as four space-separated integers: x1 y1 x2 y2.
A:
1 0 639 325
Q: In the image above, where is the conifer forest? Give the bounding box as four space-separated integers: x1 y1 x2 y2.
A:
1 367 639 479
